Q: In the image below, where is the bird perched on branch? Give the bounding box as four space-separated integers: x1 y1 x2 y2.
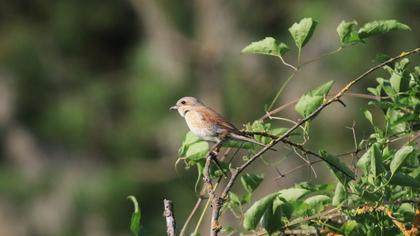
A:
170 96 275 149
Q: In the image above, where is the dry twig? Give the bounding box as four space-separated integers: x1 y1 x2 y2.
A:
164 199 177 236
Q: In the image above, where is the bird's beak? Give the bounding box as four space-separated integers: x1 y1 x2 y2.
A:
169 105 178 110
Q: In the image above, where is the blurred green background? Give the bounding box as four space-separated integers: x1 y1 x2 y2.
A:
0 0 419 235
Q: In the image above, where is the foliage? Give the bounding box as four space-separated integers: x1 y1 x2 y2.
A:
225 18 418 235
131 17 418 235
127 196 141 236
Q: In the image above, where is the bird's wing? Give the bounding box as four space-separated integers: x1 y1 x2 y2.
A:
197 106 238 133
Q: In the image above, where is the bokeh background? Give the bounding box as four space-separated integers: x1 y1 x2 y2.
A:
0 0 419 235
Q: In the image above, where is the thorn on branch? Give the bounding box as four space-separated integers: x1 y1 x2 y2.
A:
275 167 285 178
337 98 346 107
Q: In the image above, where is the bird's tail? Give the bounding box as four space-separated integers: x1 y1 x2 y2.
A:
229 132 277 151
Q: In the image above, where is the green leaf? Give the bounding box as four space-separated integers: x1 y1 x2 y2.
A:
241 193 252 205
357 144 384 177
311 81 335 96
243 187 309 231
358 20 411 39
241 37 289 57
270 127 288 136
363 110 374 125
343 220 363 236
241 173 264 193
127 196 141 236
277 187 311 202
336 20 361 45
390 146 415 175
389 72 403 93
410 167 420 179
220 226 234 233
178 131 201 156
397 203 416 222
370 144 385 177
243 192 278 230
261 199 283 235
295 81 334 117
185 141 209 161
184 131 200 145
228 192 241 208
319 151 355 184
303 195 331 213
389 173 420 188
332 182 346 206
289 18 318 49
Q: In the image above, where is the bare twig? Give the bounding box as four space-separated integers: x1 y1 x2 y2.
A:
346 121 359 171
275 160 324 180
164 199 177 236
291 146 318 179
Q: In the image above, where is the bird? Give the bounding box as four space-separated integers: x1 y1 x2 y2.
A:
170 96 275 149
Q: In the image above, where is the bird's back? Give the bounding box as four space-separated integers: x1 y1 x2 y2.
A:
184 105 241 140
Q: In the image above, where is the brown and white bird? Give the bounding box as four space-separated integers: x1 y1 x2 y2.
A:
170 96 273 148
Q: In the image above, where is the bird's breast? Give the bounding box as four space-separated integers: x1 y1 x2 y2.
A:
184 111 218 141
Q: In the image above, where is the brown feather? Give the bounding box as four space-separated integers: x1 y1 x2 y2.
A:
196 106 238 131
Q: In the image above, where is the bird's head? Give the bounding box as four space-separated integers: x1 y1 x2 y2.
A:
170 96 202 117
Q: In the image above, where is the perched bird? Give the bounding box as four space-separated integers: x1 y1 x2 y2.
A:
170 96 273 149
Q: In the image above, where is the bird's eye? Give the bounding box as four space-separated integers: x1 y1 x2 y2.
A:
181 100 186 105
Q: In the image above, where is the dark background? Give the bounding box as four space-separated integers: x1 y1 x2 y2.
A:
0 0 419 235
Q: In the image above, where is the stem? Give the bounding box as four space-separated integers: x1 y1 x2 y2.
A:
297 47 302 66
299 46 342 69
267 72 296 111
179 197 202 236
316 220 343 234
193 196 212 234
278 55 298 71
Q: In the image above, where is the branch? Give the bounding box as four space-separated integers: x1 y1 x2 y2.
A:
164 199 177 236
212 47 420 234
203 144 224 236
275 159 323 179
260 92 392 121
285 207 341 228
180 147 236 236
